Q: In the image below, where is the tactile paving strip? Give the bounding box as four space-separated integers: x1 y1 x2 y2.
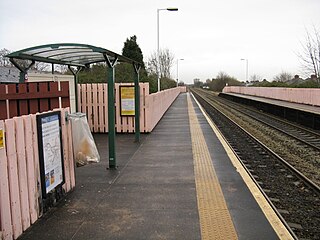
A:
187 94 238 240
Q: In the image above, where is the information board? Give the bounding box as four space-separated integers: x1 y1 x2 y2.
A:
0 129 4 149
37 112 65 197
120 86 135 116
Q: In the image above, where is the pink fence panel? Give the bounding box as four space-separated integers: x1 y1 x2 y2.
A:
223 86 320 106
140 83 149 132
14 117 30 232
59 108 76 192
0 108 75 240
78 83 184 133
0 121 13 240
22 116 38 224
78 83 150 133
31 115 42 219
5 119 23 239
145 87 182 131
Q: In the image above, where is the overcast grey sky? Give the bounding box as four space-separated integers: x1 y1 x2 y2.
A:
1 0 319 83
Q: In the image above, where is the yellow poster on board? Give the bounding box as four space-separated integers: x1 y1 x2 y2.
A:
120 86 135 116
0 129 4 149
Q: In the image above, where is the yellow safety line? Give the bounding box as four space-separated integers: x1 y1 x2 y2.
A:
187 94 238 240
191 93 294 240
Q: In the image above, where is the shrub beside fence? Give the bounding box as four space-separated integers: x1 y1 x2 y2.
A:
0 108 75 240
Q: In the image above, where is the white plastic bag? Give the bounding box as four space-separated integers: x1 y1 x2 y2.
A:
69 113 100 167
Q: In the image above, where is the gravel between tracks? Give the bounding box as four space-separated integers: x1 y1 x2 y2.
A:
201 91 320 187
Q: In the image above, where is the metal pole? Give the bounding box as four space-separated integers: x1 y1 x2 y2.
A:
104 54 118 170
133 64 141 142
246 59 249 82
176 59 179 87
241 58 249 82
157 9 160 92
74 73 78 112
107 66 116 169
19 71 25 83
176 58 184 87
157 8 178 92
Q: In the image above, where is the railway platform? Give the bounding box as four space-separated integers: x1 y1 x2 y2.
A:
220 92 320 115
18 93 292 240
220 92 320 130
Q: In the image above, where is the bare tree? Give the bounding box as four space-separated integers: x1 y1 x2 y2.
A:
55 64 68 74
147 48 174 78
298 26 320 81
273 71 292 82
250 74 262 82
0 48 12 66
32 62 51 72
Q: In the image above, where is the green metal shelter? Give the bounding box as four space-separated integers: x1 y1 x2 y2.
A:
6 43 142 169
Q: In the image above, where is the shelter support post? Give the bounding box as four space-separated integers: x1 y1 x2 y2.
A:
10 59 35 83
133 63 141 142
68 66 82 112
104 54 118 169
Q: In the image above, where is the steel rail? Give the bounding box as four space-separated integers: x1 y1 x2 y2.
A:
191 88 320 194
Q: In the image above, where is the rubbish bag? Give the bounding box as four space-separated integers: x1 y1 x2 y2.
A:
69 113 100 167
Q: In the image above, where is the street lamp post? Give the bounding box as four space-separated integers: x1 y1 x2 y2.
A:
241 58 249 83
157 8 178 92
176 58 184 87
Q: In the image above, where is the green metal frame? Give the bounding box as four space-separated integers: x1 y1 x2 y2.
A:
6 43 142 170
133 63 141 142
9 58 35 82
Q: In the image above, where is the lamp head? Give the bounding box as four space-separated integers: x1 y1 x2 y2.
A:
167 8 178 11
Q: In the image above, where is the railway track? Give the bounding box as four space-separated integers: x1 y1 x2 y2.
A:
195 89 320 187
190 88 320 240
207 90 320 151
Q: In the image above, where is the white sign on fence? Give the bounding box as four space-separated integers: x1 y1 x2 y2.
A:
120 86 135 116
37 112 65 195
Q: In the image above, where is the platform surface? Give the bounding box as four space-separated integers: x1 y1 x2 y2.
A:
223 92 320 115
18 93 283 240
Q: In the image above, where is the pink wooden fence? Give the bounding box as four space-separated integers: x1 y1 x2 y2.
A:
222 86 320 106
78 83 186 133
0 108 75 240
145 87 185 131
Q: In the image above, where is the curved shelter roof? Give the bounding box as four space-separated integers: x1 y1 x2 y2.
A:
6 43 142 168
6 43 141 67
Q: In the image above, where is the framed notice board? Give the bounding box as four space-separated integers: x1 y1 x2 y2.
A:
0 128 4 149
120 86 135 116
37 111 65 198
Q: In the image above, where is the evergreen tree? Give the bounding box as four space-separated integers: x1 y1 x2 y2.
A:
122 35 145 69
116 35 148 84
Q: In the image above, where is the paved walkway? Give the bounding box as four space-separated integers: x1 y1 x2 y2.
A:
18 93 283 240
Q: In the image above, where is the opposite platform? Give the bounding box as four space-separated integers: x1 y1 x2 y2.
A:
222 92 320 115
18 93 289 240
